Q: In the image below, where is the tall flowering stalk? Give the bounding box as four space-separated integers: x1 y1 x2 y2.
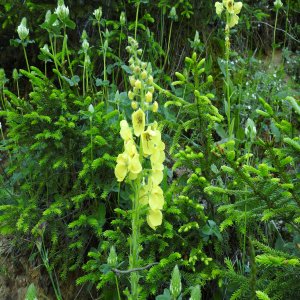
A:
215 0 243 138
114 37 165 298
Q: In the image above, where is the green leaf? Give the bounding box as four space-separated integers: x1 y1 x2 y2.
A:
25 283 38 300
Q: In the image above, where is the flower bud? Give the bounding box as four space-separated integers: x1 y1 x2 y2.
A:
128 90 135 100
107 246 118 267
141 70 148 80
147 75 154 85
120 12 126 26
274 0 283 9
82 39 89 52
148 86 155 93
131 101 138 110
134 66 141 74
17 17 29 41
129 76 136 87
152 101 158 112
207 75 213 83
93 7 102 21
135 79 142 89
145 91 153 103
170 265 181 298
12 69 19 81
55 1 69 21
45 10 52 23
88 104 94 113
41 44 50 54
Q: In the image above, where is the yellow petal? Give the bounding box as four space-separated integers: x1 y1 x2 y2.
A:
141 127 162 156
149 186 164 210
132 108 145 137
128 154 142 174
224 0 234 13
139 184 150 206
215 2 224 16
234 2 242 14
115 163 127 182
147 209 163 230
228 14 239 28
149 170 164 185
120 120 133 141
116 152 129 165
124 140 138 157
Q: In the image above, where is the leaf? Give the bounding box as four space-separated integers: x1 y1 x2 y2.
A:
25 283 38 300
156 289 172 300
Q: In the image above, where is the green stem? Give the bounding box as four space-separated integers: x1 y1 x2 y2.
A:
97 23 108 104
64 26 74 77
115 275 121 300
283 0 290 48
224 20 232 138
272 9 279 63
22 45 30 72
162 20 173 70
134 2 140 40
129 182 141 299
50 36 62 89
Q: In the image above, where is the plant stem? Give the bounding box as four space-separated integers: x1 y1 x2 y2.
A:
283 0 290 48
50 36 62 89
134 2 140 40
129 182 141 299
64 26 74 77
272 8 279 63
97 23 108 103
22 45 30 72
115 275 121 300
162 20 173 70
224 20 232 138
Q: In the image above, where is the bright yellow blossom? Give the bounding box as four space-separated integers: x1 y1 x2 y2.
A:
147 209 162 230
132 108 145 137
148 185 164 210
120 120 133 141
215 2 224 16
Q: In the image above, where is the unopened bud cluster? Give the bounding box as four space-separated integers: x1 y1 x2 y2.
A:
17 17 29 41
55 0 69 21
126 37 158 113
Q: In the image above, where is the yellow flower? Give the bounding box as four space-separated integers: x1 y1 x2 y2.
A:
228 14 239 28
120 120 133 141
223 0 234 13
234 2 243 14
124 139 137 157
149 170 164 185
139 184 150 206
128 153 142 175
215 2 224 16
115 153 130 182
150 149 165 171
132 108 145 137
147 209 162 230
141 126 161 156
149 185 164 210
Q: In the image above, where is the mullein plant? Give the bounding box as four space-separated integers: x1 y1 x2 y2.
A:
215 0 243 138
114 37 165 298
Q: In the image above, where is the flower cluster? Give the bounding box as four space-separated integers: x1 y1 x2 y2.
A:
215 0 243 28
126 37 158 113
55 0 69 21
115 38 165 230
